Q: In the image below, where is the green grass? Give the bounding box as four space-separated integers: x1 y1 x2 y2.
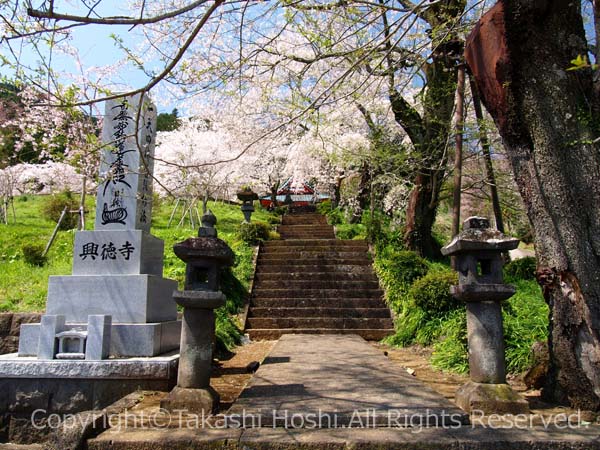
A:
0 194 277 351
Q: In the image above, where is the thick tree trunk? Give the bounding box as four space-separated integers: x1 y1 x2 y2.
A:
466 0 600 410
404 170 443 258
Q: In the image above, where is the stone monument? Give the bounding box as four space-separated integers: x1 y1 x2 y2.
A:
161 210 234 414
18 94 180 358
0 95 180 443
442 216 529 414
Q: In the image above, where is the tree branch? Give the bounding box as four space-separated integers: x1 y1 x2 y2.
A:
27 0 211 25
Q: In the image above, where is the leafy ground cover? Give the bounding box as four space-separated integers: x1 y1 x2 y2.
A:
0 194 277 351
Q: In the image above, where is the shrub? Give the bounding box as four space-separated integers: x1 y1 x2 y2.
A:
237 221 271 245
408 270 459 319
375 250 428 315
378 250 429 287
504 256 537 281
22 244 47 266
42 191 78 230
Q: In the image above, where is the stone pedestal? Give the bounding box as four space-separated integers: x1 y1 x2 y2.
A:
442 216 529 415
456 381 529 415
161 290 225 414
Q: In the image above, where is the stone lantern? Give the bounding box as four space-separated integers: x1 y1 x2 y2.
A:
161 210 235 414
237 188 258 223
441 216 529 414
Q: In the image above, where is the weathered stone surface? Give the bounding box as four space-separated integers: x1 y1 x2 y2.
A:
455 381 529 415
172 291 225 310
44 410 107 450
72 230 164 276
0 353 178 379
160 386 220 415
8 416 51 445
228 334 468 426
46 275 177 323
173 238 235 265
89 429 241 450
465 301 506 384
8 388 50 413
441 226 519 256
50 381 93 413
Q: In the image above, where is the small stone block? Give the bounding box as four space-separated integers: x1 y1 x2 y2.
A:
86 315 112 360
455 381 529 415
160 386 220 414
463 216 490 230
37 315 65 360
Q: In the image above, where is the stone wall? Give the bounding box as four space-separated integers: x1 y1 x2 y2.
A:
0 313 42 355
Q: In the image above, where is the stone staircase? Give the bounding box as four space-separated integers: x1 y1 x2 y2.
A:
245 212 394 340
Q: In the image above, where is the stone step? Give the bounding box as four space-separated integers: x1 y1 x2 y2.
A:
257 258 372 266
247 328 394 340
278 224 334 231
279 233 337 239
251 298 387 308
251 288 384 298
263 239 367 247
260 245 369 254
248 307 392 318
255 272 378 282
246 317 394 329
256 264 375 274
282 215 328 225
258 251 370 261
252 280 381 290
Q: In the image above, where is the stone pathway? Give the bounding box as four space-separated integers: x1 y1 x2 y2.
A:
88 334 600 449
227 334 469 427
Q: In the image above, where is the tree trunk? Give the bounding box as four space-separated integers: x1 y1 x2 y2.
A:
452 64 466 237
402 44 458 258
466 0 600 410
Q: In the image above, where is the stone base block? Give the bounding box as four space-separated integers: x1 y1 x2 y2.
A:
456 381 529 415
0 353 178 411
160 386 220 415
46 275 177 323
18 321 181 357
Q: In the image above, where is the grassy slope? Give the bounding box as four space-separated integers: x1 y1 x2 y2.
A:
0 195 273 315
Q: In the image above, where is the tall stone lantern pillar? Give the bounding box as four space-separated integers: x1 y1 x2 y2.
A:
441 216 529 414
161 210 234 414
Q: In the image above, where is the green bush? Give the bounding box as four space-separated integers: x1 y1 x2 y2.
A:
504 256 537 281
22 244 47 266
408 270 459 319
42 191 79 230
375 250 429 315
237 221 271 245
381 250 429 286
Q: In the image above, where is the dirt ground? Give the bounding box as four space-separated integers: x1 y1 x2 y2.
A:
119 338 597 427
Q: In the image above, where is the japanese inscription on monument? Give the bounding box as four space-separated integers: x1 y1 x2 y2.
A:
95 94 157 232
